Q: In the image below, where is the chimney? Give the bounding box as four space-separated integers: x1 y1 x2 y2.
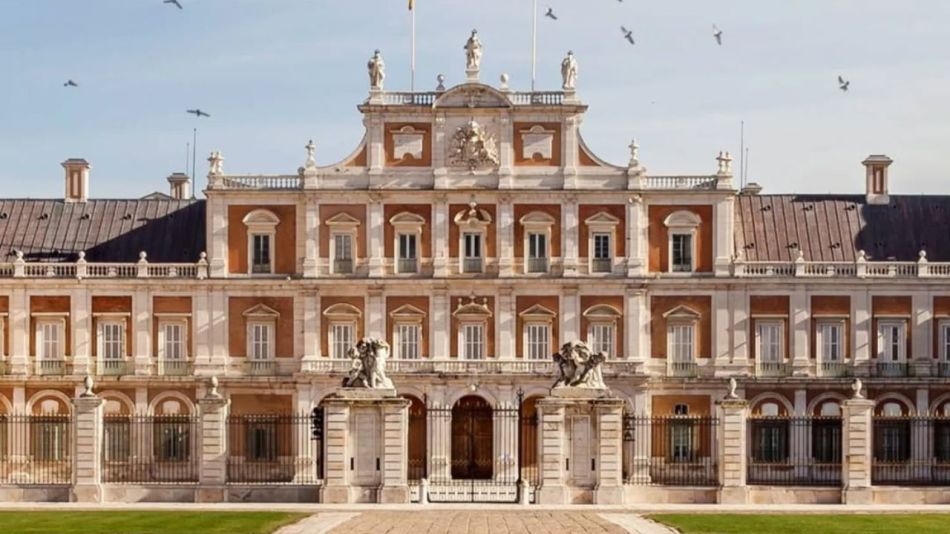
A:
863 154 893 205
166 172 192 200
62 158 91 203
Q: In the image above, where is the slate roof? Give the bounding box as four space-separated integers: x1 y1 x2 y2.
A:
735 194 950 262
0 199 206 263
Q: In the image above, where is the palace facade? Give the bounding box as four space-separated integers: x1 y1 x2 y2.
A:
2 48 950 505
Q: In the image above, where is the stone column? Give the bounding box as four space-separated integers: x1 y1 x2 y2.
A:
712 290 732 375
594 400 625 504
498 197 515 276
294 384 315 483
712 197 734 277
196 389 230 502
625 196 644 277
433 197 449 277
431 289 449 359
561 198 579 276
842 395 875 504
536 399 567 504
368 198 385 277
426 388 450 482
303 200 320 278
716 397 749 504
207 197 228 277
71 391 104 502
366 289 384 340
560 286 579 343
302 292 319 366
624 288 643 364
497 286 515 360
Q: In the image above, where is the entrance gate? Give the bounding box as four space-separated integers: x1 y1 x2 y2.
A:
427 394 536 503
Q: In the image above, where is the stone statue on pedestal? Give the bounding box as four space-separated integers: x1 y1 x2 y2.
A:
561 51 578 90
552 340 607 389
368 49 385 90
464 30 482 74
343 337 394 389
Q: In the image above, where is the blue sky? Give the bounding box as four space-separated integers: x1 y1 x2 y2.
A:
2 1 949 198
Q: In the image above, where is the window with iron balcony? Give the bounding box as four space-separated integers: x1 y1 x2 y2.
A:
390 211 426 275
326 212 361 275
243 304 279 375
158 319 190 376
34 318 66 376
97 317 129 376
876 319 908 377
663 305 700 377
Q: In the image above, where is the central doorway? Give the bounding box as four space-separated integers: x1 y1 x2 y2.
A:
451 395 494 479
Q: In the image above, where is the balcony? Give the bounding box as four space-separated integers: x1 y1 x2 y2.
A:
874 361 910 378
527 257 549 274
937 362 950 378
668 361 699 378
158 359 193 377
300 359 642 376
755 361 791 378
462 257 483 274
591 258 612 274
246 360 277 376
819 361 852 378
397 258 418 274
98 359 130 376
35 359 66 376
333 258 354 274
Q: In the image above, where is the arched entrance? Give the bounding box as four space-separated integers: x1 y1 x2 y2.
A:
406 395 427 481
451 395 493 480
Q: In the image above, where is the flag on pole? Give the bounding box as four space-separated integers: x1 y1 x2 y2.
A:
408 0 414 10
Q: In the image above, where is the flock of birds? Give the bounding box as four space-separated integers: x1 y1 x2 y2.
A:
58 0 855 114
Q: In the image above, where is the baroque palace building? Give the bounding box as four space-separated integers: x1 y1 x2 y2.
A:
2 37 950 505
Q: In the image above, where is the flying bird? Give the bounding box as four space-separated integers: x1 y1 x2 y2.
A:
164 0 183 9
186 109 210 118
545 7 557 20
63 80 78 88
838 75 850 92
621 26 635 45
713 24 723 45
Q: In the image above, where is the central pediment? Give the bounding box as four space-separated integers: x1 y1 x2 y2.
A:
433 84 513 109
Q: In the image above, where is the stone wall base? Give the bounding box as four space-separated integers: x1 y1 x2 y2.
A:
320 485 350 504
379 485 410 504
717 486 749 504
0 486 69 502
593 485 624 505
624 486 717 504
873 487 950 505
195 486 227 503
227 485 320 503
103 485 196 503
844 487 873 505
748 486 841 505
70 483 102 503
536 484 569 504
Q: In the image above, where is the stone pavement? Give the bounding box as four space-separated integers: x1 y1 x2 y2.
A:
275 511 676 534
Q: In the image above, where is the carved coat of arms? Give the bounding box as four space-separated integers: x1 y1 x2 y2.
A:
449 119 499 171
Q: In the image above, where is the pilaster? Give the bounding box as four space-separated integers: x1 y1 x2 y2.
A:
302 292 319 362
9 289 28 374
791 288 810 375
133 288 151 375
561 198 579 277
433 198 449 277
431 289 449 359
303 200 320 278
712 197 734 277
498 197 515 276
366 288 385 340
625 196 644 277
912 293 932 376
560 286 579 343
497 286 515 360
536 400 567 504
853 291 871 371
71 393 104 502
71 292 91 375
368 198 385 276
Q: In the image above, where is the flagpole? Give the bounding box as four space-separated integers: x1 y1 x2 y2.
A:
531 0 538 92
410 1 416 92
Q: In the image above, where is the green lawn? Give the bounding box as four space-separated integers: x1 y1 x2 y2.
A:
651 514 950 534
0 511 308 534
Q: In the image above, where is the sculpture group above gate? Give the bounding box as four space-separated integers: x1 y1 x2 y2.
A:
343 337 394 389
552 340 607 390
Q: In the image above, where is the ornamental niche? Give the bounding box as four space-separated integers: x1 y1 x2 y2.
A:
343 337 394 389
448 119 499 171
552 340 607 390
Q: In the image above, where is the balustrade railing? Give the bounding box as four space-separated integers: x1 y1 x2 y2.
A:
526 257 548 273
397 258 419 274
591 258 612 274
667 361 699 378
642 176 718 190
756 361 792 378
158 359 193 377
219 175 301 190
246 360 278 376
36 359 66 376
97 359 131 376
819 361 852 378
462 257 483 273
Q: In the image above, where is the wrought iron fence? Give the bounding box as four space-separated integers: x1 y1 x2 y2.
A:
747 416 842 486
872 416 950 486
102 415 199 484
0 415 72 485
623 415 719 486
226 414 322 485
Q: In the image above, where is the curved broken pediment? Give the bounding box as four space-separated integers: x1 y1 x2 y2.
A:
433 83 513 109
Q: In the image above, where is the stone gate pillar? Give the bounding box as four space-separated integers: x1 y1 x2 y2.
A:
71 381 104 503
594 401 624 504
717 396 749 504
196 380 230 503
842 392 875 504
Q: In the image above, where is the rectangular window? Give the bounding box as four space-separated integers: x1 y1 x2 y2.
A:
462 324 484 360
588 323 615 358
818 322 844 362
249 323 273 361
333 233 353 274
332 323 354 359
251 234 272 274
669 324 695 362
397 323 420 360
671 233 693 272
161 322 185 361
528 233 546 259
99 321 125 360
464 233 482 259
755 322 782 362
593 233 611 260
525 323 549 360
38 321 63 360
878 321 905 362
398 233 417 260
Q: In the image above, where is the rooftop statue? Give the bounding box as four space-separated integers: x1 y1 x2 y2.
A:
553 340 607 389
368 49 385 90
464 29 482 73
343 337 394 389
561 51 578 90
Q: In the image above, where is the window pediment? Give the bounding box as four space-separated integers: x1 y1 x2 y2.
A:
663 210 702 229
323 303 362 319
389 211 426 226
326 212 362 227
454 202 492 227
584 211 621 227
663 305 701 320
453 296 492 319
242 209 280 227
519 304 556 320
583 304 622 321
519 210 556 226
389 304 426 320
243 303 280 319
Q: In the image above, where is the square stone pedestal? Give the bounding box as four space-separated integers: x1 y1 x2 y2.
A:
320 388 410 504
536 387 625 505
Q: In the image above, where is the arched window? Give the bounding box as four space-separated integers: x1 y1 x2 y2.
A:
242 209 280 275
